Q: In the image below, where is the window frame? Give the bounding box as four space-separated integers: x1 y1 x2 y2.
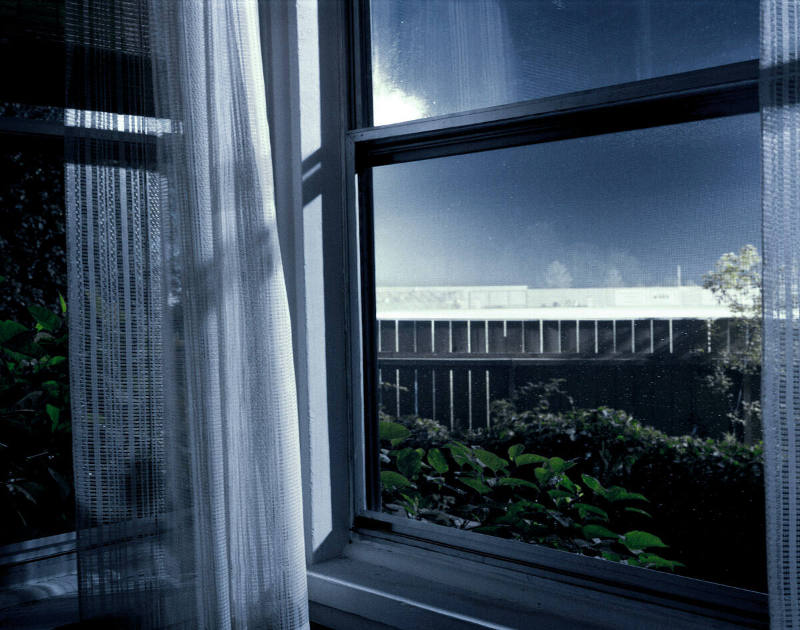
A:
338 2 769 626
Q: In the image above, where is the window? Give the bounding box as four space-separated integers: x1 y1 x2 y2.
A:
345 1 768 624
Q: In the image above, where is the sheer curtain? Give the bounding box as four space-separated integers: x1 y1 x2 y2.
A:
65 0 308 627
762 0 800 628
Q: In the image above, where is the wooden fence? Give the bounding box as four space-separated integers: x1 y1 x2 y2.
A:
376 317 755 437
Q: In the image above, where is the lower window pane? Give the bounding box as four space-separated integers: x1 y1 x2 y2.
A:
371 113 764 591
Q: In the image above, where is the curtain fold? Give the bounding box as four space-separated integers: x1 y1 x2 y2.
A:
762 1 800 628
65 0 308 627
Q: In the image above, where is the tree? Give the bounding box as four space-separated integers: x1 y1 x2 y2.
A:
702 245 761 442
544 260 573 288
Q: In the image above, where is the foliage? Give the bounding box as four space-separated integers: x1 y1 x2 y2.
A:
0 294 73 543
381 387 766 590
379 418 683 571
702 245 762 440
0 148 66 322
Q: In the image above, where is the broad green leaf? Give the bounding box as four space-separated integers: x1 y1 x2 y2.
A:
601 551 622 562
515 453 548 467
380 470 411 490
547 457 567 473
547 489 573 501
624 507 652 519
446 441 472 467
0 320 27 344
59 293 67 314
471 525 504 535
27 305 61 332
460 477 491 495
396 448 422 479
558 476 577 494
427 448 449 473
623 530 668 550
582 524 620 540
534 467 551 485
46 404 60 431
379 421 410 445
574 503 609 522
507 444 524 462
474 448 508 473
497 477 538 490
606 486 649 503
48 355 67 367
638 553 685 569
581 474 607 497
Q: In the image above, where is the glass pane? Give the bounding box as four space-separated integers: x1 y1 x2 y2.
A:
370 0 758 124
371 113 765 591
0 129 72 544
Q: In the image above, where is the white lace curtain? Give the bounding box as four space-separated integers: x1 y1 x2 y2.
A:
762 1 800 628
65 0 308 627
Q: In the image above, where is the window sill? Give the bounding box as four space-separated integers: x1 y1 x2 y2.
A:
308 534 768 630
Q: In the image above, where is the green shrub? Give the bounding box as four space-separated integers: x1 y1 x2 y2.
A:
0 295 73 543
380 419 682 571
381 392 765 590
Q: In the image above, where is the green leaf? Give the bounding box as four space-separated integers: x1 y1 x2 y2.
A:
27 305 61 332
0 320 27 344
47 355 67 367
574 503 609 522
46 404 60 431
534 467 551 485
508 444 524 462
601 551 622 562
547 457 568 473
624 507 652 519
581 474 607 497
379 421 410 445
460 477 491 495
558 475 577 494
474 448 508 473
582 524 620 540
547 489 573 501
623 530 668 550
427 448 449 473
637 553 685 569
606 486 649 503
396 448 422 479
497 477 539 490
59 293 67 314
515 453 548 466
446 441 473 467
380 470 411 490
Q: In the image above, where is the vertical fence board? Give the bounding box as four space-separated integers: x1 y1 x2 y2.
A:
397 321 416 353
380 319 397 353
504 321 524 353
451 368 470 432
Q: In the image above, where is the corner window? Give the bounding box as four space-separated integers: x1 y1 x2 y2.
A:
352 0 764 597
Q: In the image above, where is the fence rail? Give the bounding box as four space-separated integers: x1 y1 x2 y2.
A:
376 317 752 437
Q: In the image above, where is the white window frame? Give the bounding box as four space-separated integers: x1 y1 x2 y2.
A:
298 2 770 628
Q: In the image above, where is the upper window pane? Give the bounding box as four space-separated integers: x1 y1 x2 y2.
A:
370 0 758 125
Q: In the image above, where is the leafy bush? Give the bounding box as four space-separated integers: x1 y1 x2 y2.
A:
380 419 682 571
0 296 73 543
380 384 766 590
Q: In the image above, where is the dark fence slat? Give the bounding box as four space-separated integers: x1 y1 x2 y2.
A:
523 320 541 353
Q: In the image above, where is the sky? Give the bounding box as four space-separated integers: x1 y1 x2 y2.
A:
369 1 760 289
